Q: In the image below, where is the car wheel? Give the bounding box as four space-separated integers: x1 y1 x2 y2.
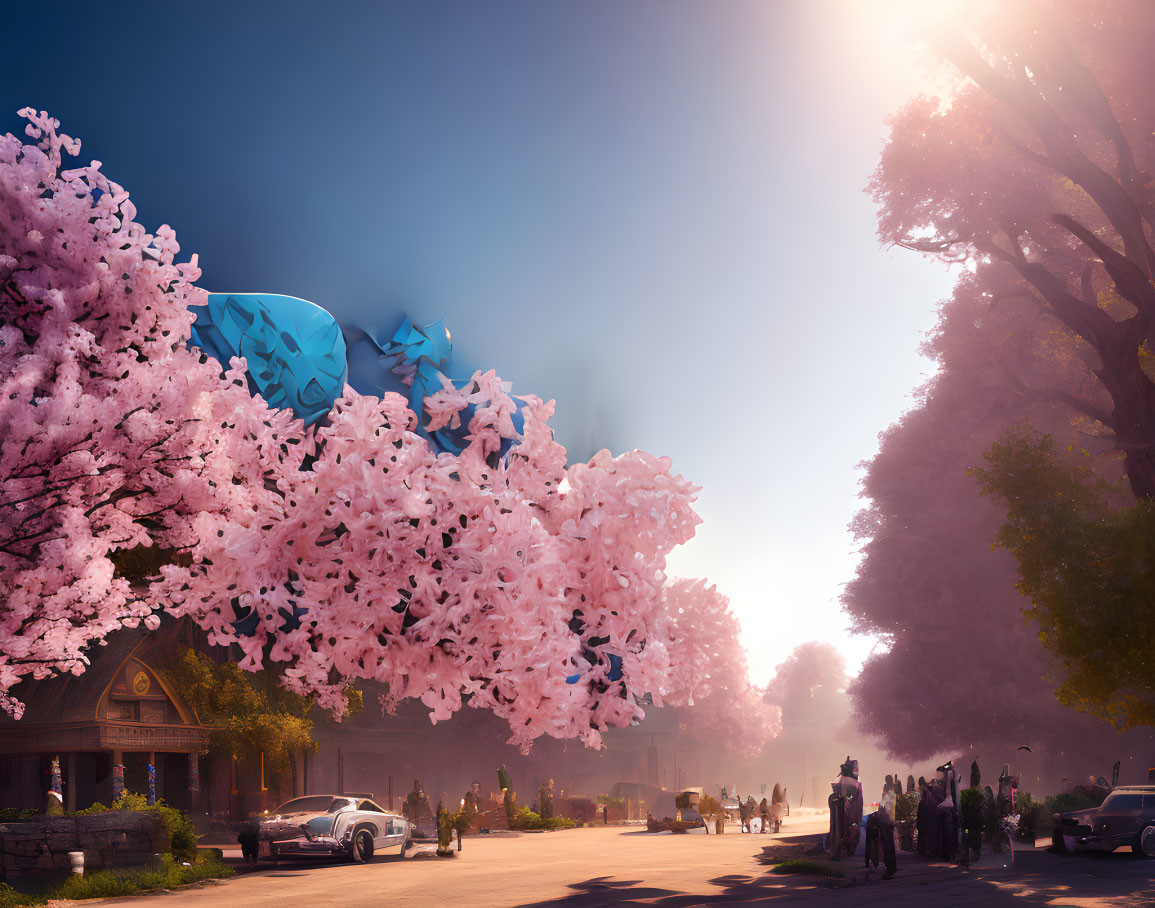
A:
350 829 374 864
1134 825 1155 858
1052 829 1071 854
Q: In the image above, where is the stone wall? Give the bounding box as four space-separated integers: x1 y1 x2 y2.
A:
0 811 170 881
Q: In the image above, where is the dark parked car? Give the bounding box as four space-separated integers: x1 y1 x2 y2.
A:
1052 786 1155 856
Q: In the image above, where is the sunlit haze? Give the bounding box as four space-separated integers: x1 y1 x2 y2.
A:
1 0 961 688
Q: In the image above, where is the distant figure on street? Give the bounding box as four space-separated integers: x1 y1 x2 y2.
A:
759 797 771 833
746 796 759 833
865 779 897 879
771 783 787 832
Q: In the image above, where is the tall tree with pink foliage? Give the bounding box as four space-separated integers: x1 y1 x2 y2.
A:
0 109 763 750
849 0 1155 764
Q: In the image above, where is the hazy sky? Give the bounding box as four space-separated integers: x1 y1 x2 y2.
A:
3 0 956 685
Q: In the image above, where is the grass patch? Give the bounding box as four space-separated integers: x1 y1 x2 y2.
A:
769 858 846 878
0 853 233 906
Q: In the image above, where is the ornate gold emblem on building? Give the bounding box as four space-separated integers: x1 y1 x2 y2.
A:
132 671 151 696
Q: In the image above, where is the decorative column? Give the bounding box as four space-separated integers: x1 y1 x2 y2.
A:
112 761 125 801
65 753 77 812
188 752 200 814
147 762 156 806
188 753 199 794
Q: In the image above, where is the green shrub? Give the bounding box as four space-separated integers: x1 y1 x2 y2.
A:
770 859 845 878
45 792 200 863
983 786 1006 851
509 806 577 831
960 788 985 856
0 882 42 908
1048 790 1105 815
0 809 38 823
894 792 917 822
0 853 232 906
114 791 149 811
1016 792 1044 841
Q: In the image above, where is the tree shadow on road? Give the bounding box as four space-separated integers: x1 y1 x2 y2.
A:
513 871 814 906
517 848 1155 906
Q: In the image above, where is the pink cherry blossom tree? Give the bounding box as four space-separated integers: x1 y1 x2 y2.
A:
1 110 770 752
657 578 783 760
0 108 294 718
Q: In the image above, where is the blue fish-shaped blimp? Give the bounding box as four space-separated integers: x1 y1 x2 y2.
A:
190 293 348 426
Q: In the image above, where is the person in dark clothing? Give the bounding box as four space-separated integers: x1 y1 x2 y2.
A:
865 780 898 879
237 818 261 865
916 779 932 857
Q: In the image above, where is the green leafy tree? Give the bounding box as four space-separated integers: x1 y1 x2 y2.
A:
973 426 1155 729
164 648 361 772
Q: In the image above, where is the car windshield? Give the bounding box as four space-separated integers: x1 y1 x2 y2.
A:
1101 793 1144 811
273 797 348 815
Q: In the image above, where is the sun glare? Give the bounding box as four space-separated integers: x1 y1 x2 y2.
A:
843 0 972 100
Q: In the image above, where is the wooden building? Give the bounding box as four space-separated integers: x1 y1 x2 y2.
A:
0 622 211 813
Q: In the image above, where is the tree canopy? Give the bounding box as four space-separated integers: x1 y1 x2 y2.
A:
973 425 1155 729
162 647 357 772
872 0 1155 497
849 0 1155 760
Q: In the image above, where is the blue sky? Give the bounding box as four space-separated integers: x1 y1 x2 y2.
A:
3 0 956 684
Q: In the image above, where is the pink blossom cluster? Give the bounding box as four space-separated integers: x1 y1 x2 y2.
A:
0 110 776 751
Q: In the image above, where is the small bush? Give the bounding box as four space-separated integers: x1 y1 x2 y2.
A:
1016 792 1044 841
770 859 845 878
0 882 42 908
983 786 1006 851
960 788 985 857
48 792 201 863
0 853 232 906
894 792 917 822
509 806 577 831
0 809 38 823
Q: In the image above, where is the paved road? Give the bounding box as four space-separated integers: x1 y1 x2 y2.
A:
86 820 1155 907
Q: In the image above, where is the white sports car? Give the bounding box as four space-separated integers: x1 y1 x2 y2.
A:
258 795 411 863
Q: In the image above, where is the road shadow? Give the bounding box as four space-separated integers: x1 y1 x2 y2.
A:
226 851 407 875
516 847 1155 906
